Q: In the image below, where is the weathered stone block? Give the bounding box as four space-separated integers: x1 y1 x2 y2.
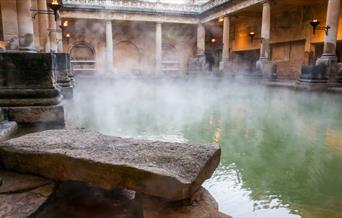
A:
0 52 55 89
0 129 221 201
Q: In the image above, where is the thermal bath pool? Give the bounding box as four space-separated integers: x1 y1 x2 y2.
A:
65 77 342 218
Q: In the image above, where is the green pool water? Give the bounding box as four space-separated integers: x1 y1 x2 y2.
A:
65 77 342 218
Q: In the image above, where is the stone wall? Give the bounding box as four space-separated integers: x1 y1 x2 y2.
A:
229 3 342 78
63 20 197 75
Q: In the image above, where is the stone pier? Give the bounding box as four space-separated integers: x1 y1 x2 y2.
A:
0 53 64 127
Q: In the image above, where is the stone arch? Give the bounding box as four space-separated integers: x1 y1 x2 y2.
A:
69 41 96 61
69 41 96 74
162 41 180 74
113 40 141 74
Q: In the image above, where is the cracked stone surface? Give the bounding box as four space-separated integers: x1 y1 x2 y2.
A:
0 129 221 200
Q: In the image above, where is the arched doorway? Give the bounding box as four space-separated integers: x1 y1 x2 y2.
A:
69 41 96 75
162 42 180 74
113 41 141 74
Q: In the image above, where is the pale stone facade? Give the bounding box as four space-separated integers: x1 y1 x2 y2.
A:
0 0 341 81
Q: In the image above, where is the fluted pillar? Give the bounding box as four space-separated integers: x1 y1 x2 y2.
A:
197 23 205 56
220 16 231 71
49 13 57 52
38 0 50 52
155 22 162 74
0 0 19 50
17 0 36 51
106 20 113 73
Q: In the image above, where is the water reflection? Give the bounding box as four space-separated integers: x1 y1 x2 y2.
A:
65 78 342 218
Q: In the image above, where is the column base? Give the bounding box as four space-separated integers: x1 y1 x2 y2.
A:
298 61 328 89
256 59 277 80
3 104 65 127
316 54 339 84
219 60 234 74
188 55 208 74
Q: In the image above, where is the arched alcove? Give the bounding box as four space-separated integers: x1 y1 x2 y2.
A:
162 42 180 74
69 41 96 74
113 41 141 74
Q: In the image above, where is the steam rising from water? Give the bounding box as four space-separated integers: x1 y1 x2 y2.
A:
65 76 342 218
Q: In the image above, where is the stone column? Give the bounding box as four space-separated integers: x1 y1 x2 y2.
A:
260 1 271 60
155 22 162 74
316 0 341 82
38 0 50 52
56 19 63 53
106 20 113 73
49 13 57 52
197 23 205 56
220 16 231 71
16 0 36 51
256 0 276 79
0 0 19 50
31 0 40 51
188 23 208 73
322 0 341 57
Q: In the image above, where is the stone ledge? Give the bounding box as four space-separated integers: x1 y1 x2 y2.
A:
0 129 220 201
4 105 65 125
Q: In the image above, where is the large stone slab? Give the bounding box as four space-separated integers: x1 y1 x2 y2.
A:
0 169 54 218
0 129 220 200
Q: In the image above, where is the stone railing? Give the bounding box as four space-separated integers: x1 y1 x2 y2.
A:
62 0 232 15
62 0 201 15
201 0 232 12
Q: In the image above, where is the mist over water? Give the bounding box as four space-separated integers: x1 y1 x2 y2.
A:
65 76 342 218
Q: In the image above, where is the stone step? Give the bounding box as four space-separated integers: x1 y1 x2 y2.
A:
0 129 221 201
0 169 54 218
